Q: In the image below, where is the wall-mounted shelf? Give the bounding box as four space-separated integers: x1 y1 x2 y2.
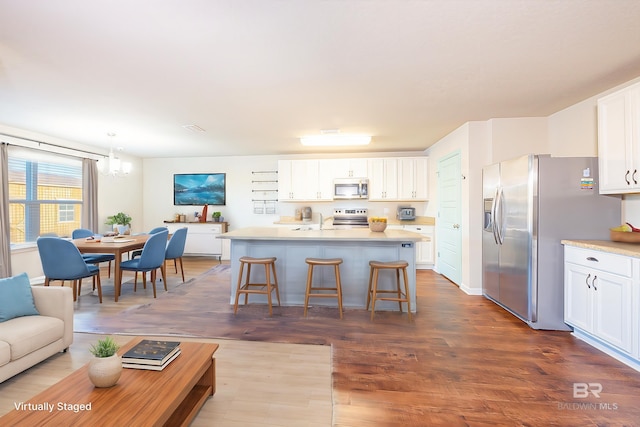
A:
251 171 278 214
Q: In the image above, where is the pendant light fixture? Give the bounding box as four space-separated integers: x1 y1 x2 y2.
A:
97 133 132 176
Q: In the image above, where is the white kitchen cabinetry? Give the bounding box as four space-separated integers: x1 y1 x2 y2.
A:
398 157 429 200
166 223 228 259
403 225 434 268
597 82 640 194
368 158 398 200
564 245 638 368
278 160 333 201
279 156 428 202
330 158 368 178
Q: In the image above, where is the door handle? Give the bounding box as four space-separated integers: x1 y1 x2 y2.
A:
453 224 460 229
586 273 591 289
634 169 638 185
625 170 631 185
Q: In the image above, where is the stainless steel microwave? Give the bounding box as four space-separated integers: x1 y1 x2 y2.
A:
333 178 369 200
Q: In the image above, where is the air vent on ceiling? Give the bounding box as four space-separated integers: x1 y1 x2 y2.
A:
182 124 206 133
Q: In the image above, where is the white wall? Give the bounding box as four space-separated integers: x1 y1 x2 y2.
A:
141 151 429 232
487 117 549 163
425 121 491 295
98 153 144 234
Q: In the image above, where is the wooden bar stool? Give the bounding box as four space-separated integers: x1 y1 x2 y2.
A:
234 256 281 316
304 257 344 319
366 260 412 321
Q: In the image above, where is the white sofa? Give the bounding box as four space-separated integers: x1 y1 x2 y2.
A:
0 286 74 383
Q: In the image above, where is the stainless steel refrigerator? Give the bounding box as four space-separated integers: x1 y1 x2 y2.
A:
482 154 621 330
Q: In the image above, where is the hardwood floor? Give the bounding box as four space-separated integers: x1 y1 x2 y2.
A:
5 257 640 426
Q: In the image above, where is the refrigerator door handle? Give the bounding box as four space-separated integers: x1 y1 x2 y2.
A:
495 186 505 244
491 188 499 244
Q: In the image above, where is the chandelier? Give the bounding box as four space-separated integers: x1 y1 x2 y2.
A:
97 133 132 176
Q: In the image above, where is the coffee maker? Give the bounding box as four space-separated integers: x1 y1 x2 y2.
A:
302 206 312 221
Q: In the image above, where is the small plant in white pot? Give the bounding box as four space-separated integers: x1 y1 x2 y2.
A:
88 336 122 388
105 212 132 235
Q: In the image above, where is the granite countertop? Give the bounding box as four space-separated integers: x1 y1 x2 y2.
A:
221 226 426 242
561 239 640 258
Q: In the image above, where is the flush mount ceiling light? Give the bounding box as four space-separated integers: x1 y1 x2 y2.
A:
300 133 371 147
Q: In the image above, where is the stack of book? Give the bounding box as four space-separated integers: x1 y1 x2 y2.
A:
122 340 181 371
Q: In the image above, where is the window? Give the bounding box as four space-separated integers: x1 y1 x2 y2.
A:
8 147 83 243
58 204 76 223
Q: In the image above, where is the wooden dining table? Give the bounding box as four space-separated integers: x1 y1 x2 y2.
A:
73 234 149 302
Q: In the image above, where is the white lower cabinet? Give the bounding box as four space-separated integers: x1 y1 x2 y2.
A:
564 245 638 369
166 223 227 259
403 225 434 268
388 224 434 269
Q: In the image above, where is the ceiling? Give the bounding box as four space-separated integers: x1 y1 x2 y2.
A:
1 1 640 159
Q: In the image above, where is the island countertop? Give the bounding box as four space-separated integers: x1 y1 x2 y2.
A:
221 226 426 242
222 226 420 313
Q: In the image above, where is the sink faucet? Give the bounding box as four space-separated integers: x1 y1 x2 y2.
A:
319 213 323 230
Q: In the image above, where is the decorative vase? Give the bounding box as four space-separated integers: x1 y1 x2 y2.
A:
88 355 122 388
113 224 131 235
200 205 208 223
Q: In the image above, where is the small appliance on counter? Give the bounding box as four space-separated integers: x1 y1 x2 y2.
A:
302 206 312 221
397 206 416 220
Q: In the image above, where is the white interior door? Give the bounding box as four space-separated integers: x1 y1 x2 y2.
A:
437 151 462 285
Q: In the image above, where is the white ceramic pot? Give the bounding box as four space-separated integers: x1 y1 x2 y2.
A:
113 224 131 235
88 354 123 388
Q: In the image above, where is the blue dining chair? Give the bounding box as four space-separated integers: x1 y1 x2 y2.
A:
37 236 103 303
130 226 168 259
119 230 169 298
164 227 188 282
72 228 115 278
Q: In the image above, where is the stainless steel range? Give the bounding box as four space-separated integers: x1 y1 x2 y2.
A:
332 208 369 228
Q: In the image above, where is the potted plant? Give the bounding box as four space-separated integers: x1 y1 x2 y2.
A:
88 336 122 388
106 212 132 235
212 211 222 222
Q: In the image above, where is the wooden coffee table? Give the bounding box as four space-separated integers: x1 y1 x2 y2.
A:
0 337 218 426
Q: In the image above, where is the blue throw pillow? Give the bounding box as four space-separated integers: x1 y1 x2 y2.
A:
0 272 40 322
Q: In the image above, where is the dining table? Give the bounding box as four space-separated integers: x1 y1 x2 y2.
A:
73 234 149 302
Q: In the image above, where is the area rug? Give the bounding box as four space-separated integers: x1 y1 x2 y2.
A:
0 332 333 427
74 264 374 346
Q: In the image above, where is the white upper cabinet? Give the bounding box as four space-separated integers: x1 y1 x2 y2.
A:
278 160 333 201
598 82 640 194
367 158 399 200
330 158 369 178
398 157 428 200
279 156 429 202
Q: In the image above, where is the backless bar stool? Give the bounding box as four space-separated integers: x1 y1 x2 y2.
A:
304 258 344 319
366 260 412 321
234 256 281 316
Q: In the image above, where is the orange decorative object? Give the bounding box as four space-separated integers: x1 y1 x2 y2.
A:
200 205 208 222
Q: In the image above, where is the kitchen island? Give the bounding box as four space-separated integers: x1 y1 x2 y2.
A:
220 227 425 312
